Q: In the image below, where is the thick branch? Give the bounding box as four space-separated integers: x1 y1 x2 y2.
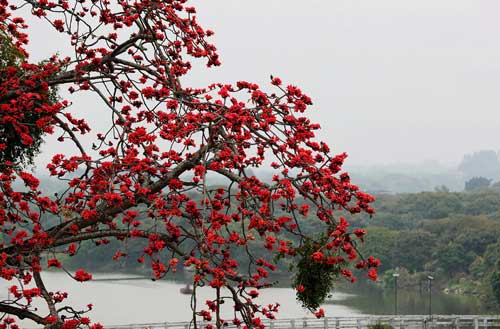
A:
0 304 46 325
33 271 58 318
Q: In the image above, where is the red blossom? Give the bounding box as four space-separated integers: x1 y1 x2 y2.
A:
74 269 92 282
311 251 324 263
314 308 325 318
367 268 378 281
47 259 62 268
0 0 378 325
248 290 259 298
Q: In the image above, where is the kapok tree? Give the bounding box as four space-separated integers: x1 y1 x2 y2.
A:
0 0 379 328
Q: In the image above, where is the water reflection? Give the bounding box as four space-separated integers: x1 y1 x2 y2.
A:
329 281 487 315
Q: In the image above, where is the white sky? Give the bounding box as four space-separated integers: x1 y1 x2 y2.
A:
29 0 500 167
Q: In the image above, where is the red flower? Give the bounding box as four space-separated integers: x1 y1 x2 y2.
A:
67 243 77 256
74 269 92 282
248 290 259 298
367 268 378 281
314 308 325 318
53 19 64 32
47 258 62 268
271 77 282 85
353 228 366 239
311 251 324 263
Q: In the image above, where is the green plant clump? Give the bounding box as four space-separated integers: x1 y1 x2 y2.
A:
293 237 341 311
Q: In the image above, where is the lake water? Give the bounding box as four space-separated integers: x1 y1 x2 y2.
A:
331 282 488 315
0 272 489 328
0 272 358 327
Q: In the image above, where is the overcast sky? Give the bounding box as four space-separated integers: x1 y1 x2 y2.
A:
30 0 500 167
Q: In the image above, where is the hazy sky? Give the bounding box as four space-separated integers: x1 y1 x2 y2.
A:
29 0 500 167
191 0 500 166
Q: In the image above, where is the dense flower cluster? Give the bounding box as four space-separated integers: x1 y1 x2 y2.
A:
0 0 378 328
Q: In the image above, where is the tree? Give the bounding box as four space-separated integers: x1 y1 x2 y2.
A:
359 226 399 271
434 185 450 193
393 230 435 272
433 242 475 277
0 33 57 169
0 1 378 328
465 176 492 192
459 150 500 181
491 264 500 309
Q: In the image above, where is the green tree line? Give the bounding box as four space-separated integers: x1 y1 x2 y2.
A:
356 190 500 310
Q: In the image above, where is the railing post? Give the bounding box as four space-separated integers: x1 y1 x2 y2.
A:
400 319 405 329
432 317 437 329
270 320 274 329
324 318 329 329
483 319 488 329
474 318 479 329
303 318 308 328
335 318 340 329
291 319 296 329
164 322 169 329
357 319 362 329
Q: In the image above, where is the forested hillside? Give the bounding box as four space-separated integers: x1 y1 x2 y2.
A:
356 190 500 310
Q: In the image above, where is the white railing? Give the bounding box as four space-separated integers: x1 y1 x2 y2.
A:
104 315 500 329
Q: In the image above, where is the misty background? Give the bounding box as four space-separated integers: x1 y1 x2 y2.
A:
24 0 500 193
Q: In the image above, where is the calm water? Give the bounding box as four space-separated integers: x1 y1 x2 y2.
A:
330 281 488 315
0 273 489 327
0 272 358 327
